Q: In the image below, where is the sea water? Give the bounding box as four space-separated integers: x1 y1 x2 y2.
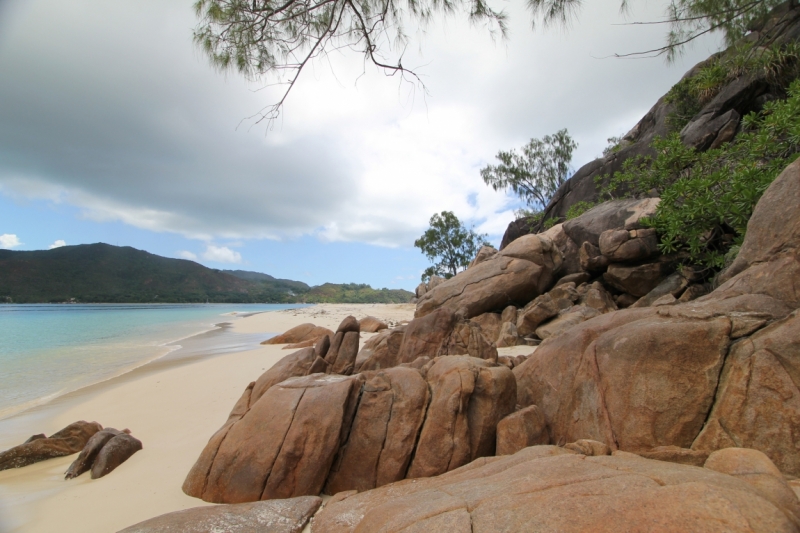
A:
0 303 306 420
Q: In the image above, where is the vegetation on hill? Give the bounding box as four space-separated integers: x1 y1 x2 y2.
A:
0 243 413 304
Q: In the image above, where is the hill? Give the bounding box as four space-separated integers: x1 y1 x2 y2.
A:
0 243 413 304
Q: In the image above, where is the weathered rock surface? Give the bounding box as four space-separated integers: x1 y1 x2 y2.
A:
415 234 562 320
563 198 661 249
262 323 334 345
470 312 502 344
313 445 800 532
65 428 123 479
603 261 670 297
496 405 548 455
598 227 659 263
516 284 578 336
534 305 601 340
184 373 362 503
495 322 520 348
440 321 498 361
325 367 429 494
468 245 497 268
359 316 388 333
631 271 689 308
91 433 142 479
407 357 515 478
395 308 456 362
0 421 102 471
251 347 316 403
118 496 322 533
354 326 406 372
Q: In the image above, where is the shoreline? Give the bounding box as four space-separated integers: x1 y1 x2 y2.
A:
0 304 305 428
0 303 418 533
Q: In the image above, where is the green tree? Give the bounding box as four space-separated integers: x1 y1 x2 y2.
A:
414 211 489 281
480 129 577 210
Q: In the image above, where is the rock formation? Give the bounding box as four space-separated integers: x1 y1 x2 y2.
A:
0 421 102 471
118 496 322 533
312 444 800 532
262 323 334 348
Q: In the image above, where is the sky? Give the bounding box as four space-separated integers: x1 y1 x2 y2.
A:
0 0 722 290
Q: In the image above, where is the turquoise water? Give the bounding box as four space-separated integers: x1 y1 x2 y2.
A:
0 303 306 419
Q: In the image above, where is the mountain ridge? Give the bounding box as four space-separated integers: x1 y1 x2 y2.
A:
0 243 413 304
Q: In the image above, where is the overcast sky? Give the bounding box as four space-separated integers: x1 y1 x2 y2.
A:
0 0 722 290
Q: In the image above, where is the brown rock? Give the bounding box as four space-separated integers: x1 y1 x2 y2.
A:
500 305 518 325
313 444 798 532
679 283 709 302
603 261 669 297
636 446 710 467
396 308 457 363
578 241 609 272
355 326 406 372
631 272 689 308
704 448 800 524
330 331 359 375
250 347 316 404
497 355 515 369
516 285 577 336
564 439 611 456
262 323 334 345
540 223 581 276
713 158 800 308
415 282 427 299
314 334 331 358
578 281 617 313
23 434 46 444
496 405 548 455
359 316 388 333
555 271 591 287
336 315 360 334
415 234 562 319
90 433 142 479
470 312 502 344
468 245 498 268
325 367 429 494
65 428 123 479
495 322 520 348
441 321 498 362
118 496 322 533
615 293 638 308
693 311 800 476
282 339 317 349
598 227 659 262
562 197 661 248
407 357 514 478
534 305 601 340
188 373 362 503
0 421 103 471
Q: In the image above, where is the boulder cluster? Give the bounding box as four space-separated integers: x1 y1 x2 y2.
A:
170 157 800 531
0 420 141 480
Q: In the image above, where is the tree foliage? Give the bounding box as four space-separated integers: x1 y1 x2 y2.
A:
480 129 577 210
193 0 506 122
598 78 800 270
414 211 489 281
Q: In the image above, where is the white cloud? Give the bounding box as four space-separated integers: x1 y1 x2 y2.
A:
177 250 198 261
0 0 724 250
202 245 242 264
0 234 22 249
48 239 66 249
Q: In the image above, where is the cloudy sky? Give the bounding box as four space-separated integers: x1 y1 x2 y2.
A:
0 0 721 290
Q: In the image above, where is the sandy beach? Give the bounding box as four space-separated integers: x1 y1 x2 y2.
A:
0 303 535 532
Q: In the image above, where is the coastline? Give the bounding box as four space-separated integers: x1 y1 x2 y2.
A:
0 303 418 533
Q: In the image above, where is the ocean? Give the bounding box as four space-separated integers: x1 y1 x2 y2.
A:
0 303 307 420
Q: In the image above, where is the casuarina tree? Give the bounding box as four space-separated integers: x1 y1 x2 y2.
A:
480 129 577 211
414 211 489 281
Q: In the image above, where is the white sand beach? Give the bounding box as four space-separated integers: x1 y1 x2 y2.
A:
0 303 535 533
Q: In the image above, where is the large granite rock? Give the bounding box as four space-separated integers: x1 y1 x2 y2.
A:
184 373 362 503
354 326 406 372
496 405 548 455
563 198 661 249
262 323 333 345
325 367 429 494
91 433 142 479
415 234 562 320
359 316 388 333
118 496 322 533
65 428 124 479
396 308 457 362
313 445 800 532
407 357 515 478
0 421 102 471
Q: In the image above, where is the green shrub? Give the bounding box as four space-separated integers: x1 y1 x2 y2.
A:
565 201 596 220
600 79 800 269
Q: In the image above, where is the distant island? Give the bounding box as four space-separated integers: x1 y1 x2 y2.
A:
0 243 413 304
